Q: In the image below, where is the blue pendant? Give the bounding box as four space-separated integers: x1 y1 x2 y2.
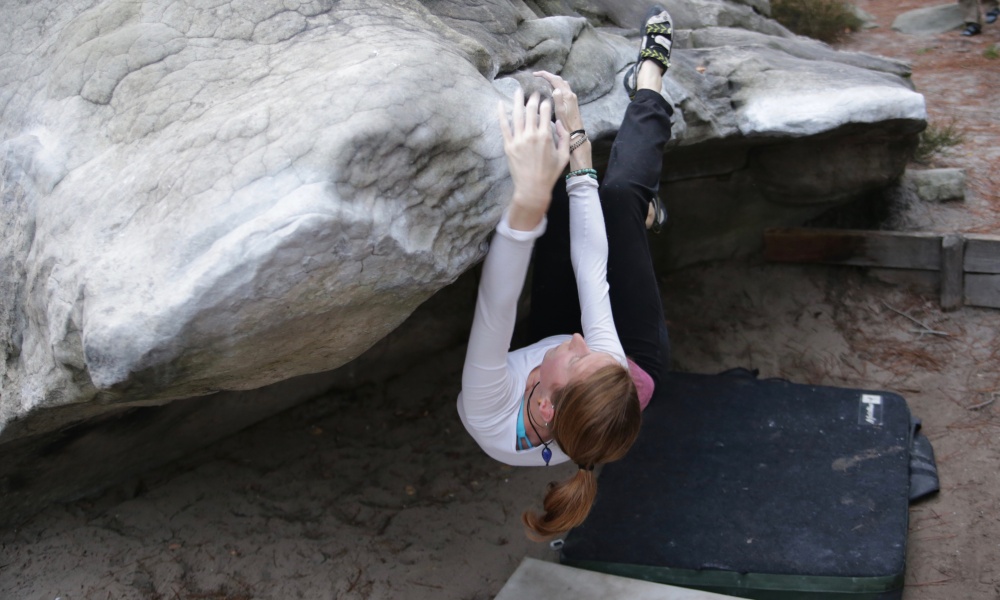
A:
542 446 552 466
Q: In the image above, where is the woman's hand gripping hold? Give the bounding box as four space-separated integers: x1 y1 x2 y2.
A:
534 71 591 172
497 87 570 231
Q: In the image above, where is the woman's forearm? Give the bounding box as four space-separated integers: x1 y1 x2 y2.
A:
507 189 551 232
567 177 627 363
569 140 592 172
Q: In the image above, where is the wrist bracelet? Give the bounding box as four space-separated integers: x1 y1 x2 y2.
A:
566 168 598 180
569 133 589 153
570 129 586 138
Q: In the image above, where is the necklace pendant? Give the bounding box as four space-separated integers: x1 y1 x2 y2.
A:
542 446 552 466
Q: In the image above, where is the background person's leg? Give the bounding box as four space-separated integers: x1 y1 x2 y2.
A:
600 89 673 384
985 0 1000 20
959 0 982 28
958 0 979 21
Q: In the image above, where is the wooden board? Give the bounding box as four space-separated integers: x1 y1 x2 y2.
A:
963 234 1000 274
940 234 965 311
965 274 1000 309
763 228 942 270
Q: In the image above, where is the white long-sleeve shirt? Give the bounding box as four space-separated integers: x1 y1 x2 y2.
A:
457 175 627 466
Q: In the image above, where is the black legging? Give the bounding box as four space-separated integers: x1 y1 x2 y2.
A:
527 89 673 385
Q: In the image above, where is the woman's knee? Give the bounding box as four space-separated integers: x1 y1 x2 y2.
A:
601 181 651 227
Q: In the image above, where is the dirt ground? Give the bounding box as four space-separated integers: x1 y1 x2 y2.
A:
2 1 999 598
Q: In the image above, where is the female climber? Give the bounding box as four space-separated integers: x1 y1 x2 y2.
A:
457 6 675 538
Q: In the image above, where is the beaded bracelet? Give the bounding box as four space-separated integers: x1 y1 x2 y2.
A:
569 133 589 153
566 168 598 180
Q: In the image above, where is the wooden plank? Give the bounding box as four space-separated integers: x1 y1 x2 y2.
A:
963 234 1000 274
940 234 965 311
764 228 942 270
965 273 1000 309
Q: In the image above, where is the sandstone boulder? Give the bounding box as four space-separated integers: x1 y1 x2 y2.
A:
892 3 965 35
904 168 967 203
0 0 925 521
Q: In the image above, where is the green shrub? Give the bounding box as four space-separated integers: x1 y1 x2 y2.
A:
771 0 864 43
914 121 965 164
984 45 999 59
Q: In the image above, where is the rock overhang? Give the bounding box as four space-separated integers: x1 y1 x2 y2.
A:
0 0 926 523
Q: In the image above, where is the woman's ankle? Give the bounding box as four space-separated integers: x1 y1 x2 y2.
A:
636 60 664 92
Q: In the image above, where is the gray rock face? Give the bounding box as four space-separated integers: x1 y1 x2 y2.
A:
655 22 923 262
2 0 506 437
1 0 924 514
